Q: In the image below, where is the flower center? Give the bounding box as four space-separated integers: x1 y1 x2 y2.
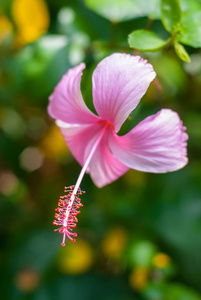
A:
102 120 114 131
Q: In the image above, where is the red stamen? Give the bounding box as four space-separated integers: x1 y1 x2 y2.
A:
53 185 85 246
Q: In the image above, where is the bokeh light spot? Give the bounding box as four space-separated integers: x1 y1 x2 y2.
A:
0 171 18 196
58 7 75 26
153 253 171 269
129 266 149 290
14 268 39 292
57 238 94 275
101 227 127 260
20 147 44 172
1 108 26 139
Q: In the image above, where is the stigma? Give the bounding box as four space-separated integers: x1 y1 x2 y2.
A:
53 185 85 246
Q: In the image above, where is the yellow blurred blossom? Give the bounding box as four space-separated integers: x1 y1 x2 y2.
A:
129 266 149 290
57 238 94 275
11 0 49 45
0 13 13 43
101 227 127 260
153 253 171 269
40 125 69 160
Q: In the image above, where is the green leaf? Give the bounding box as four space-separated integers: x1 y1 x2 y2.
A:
128 30 168 51
134 0 161 19
161 0 182 32
180 0 201 13
178 11 201 47
144 283 201 300
84 0 161 22
174 42 191 62
85 0 201 23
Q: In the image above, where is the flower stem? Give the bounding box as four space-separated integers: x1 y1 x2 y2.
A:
64 124 108 224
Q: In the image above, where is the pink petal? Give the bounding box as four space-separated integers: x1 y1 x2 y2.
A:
57 120 129 187
109 109 188 173
48 63 99 124
56 120 103 167
92 53 156 132
89 130 129 188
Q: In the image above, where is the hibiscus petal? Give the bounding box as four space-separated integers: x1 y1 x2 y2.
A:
92 53 156 132
89 131 129 188
48 63 99 124
109 109 188 173
56 120 103 167
57 120 129 188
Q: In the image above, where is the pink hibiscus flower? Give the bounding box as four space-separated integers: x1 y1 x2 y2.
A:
48 53 188 245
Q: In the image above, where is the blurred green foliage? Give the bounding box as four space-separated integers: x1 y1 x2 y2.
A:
128 0 201 61
0 0 201 299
